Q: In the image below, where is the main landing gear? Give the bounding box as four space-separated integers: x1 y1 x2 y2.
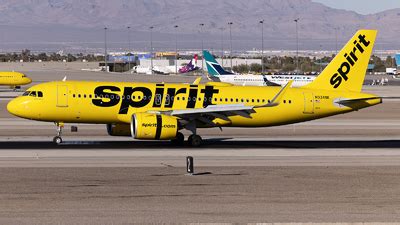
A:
53 122 64 144
170 132 203 147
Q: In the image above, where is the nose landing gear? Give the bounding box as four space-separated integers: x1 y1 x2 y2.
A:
53 122 64 144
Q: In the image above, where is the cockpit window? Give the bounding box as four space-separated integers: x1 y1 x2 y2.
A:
22 90 43 98
22 75 26 78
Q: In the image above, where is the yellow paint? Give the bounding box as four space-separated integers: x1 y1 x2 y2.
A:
0 72 32 86
7 30 381 139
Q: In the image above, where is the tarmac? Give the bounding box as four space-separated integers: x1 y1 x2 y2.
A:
0 62 400 223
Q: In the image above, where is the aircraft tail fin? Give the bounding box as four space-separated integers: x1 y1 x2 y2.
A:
179 54 199 74
303 30 377 92
203 50 233 77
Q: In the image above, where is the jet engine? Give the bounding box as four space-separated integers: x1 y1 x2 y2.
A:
131 113 178 140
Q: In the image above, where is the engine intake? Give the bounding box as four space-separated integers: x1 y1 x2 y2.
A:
131 113 178 140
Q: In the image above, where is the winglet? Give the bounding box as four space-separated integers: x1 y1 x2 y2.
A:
257 80 293 107
192 77 202 85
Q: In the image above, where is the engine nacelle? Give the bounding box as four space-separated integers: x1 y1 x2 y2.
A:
106 124 131 137
131 113 178 140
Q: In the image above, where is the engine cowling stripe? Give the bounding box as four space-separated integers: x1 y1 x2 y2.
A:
155 115 162 140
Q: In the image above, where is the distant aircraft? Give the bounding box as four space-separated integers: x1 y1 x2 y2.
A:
0 72 32 89
7 30 387 147
203 50 315 87
134 54 199 75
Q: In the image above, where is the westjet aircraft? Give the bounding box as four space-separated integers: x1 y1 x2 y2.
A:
204 50 316 87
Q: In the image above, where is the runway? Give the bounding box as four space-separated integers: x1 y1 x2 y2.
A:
0 64 400 223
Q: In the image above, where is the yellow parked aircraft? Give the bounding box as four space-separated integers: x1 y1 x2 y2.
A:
0 72 32 89
8 30 381 146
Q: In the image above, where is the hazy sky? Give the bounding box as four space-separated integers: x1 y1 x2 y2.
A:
313 0 400 14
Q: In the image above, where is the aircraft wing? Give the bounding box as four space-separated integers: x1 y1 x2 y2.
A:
161 81 293 126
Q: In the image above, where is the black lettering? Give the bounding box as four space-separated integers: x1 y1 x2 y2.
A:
344 53 355 66
358 34 370 48
330 73 342 89
152 84 164 107
92 86 120 107
201 86 219 108
186 85 198 108
165 87 186 108
119 87 152 114
338 62 350 81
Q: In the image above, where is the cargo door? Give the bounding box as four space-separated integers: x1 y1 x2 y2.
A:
57 85 68 107
303 92 314 114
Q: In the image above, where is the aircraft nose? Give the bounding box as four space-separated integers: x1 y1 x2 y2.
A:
24 77 32 84
7 97 29 118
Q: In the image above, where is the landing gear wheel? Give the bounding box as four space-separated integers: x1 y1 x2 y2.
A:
188 134 202 147
171 132 185 146
53 136 63 145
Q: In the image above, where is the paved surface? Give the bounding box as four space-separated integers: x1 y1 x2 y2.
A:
0 63 399 223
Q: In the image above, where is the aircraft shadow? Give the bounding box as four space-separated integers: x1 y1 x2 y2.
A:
1 139 400 149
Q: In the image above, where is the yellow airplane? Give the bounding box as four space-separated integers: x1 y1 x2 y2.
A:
0 71 32 89
7 30 382 146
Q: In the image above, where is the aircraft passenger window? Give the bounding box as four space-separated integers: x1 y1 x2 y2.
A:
246 99 249 103
38 92 43 97
214 98 217 102
262 99 265 103
89 95 92 98
241 99 244 102
220 98 223 101
230 98 233 102
78 94 81 98
177 97 180 100
84 94 87 98
182 97 185 100
143 96 146 100
236 99 238 102
268 100 271 103
73 94 76 98
225 98 228 102
111 95 114 99
29 91 37 97
289 100 292 104
283 100 286 104
257 99 260 103
252 99 254 103
198 98 201 101
193 97 196 101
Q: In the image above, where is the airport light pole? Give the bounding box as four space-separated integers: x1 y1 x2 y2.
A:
199 23 205 73
220 27 224 67
228 22 233 71
104 27 108 72
174 25 179 74
149 26 154 75
334 27 339 55
259 20 264 74
294 18 300 72
127 26 131 72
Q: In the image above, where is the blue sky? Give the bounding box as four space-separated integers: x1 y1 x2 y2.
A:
313 0 400 14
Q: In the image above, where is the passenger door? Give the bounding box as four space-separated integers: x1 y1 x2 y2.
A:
57 85 68 107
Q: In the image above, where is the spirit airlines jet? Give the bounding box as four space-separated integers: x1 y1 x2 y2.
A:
0 72 32 89
204 50 316 87
8 30 382 147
